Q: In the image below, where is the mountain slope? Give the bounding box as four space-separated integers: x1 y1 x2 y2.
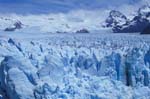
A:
141 24 150 34
104 5 150 33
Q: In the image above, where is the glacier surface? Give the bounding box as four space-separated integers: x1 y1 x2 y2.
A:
0 33 150 99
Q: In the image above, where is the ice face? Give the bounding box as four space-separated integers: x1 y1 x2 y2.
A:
0 33 150 99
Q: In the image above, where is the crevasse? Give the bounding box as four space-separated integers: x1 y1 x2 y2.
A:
0 34 150 99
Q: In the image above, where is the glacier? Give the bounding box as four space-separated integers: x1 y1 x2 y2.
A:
0 33 149 99
0 0 150 99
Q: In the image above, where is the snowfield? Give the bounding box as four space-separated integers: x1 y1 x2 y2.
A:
0 12 108 33
0 32 150 99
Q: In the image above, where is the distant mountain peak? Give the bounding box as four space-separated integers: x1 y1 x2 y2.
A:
104 10 128 27
138 5 150 18
103 4 150 33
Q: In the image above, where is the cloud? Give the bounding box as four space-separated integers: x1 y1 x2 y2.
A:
0 0 143 14
0 0 148 33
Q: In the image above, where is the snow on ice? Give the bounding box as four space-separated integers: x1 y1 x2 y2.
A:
0 33 149 99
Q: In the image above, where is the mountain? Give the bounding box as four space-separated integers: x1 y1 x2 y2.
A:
104 10 128 28
4 21 23 31
0 17 23 32
141 24 150 34
105 5 150 33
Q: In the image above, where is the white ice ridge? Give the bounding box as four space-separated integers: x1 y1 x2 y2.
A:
0 33 150 99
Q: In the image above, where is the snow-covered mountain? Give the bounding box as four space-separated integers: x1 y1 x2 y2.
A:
4 21 23 31
104 10 128 28
104 5 150 33
0 1 149 34
0 10 107 33
0 17 23 32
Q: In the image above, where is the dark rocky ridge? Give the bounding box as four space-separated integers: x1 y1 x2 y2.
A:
4 21 23 32
76 28 90 33
104 5 150 34
141 24 150 34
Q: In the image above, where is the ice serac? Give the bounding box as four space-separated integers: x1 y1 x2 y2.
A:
0 35 150 99
0 55 38 99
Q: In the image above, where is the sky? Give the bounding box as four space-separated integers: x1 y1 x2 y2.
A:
0 0 146 14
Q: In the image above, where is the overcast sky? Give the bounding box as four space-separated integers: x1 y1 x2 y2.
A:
0 0 144 14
